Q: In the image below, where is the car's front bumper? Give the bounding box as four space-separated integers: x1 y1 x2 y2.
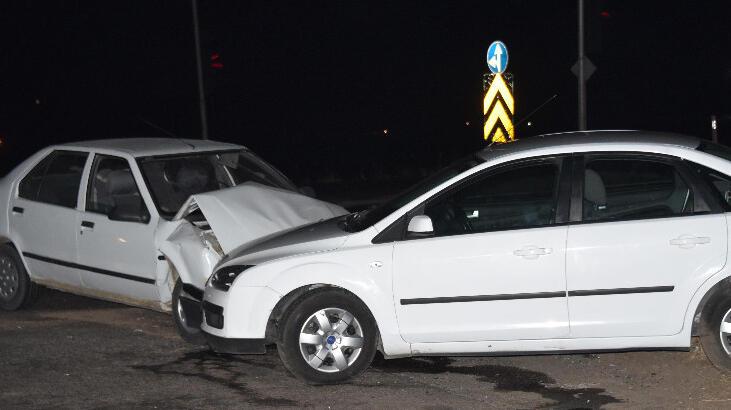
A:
200 284 281 340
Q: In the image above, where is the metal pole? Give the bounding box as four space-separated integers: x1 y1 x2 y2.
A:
578 0 587 131
192 0 209 140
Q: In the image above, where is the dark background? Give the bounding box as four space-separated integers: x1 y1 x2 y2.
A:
1 1 730 198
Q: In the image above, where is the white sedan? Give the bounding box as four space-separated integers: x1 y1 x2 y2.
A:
0 138 346 343
201 131 731 384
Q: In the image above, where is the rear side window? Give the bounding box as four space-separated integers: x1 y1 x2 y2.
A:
689 163 731 211
18 150 88 208
583 158 694 222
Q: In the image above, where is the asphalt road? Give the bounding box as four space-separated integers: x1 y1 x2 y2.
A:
1 289 730 409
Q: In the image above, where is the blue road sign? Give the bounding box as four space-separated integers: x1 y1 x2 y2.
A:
487 41 508 74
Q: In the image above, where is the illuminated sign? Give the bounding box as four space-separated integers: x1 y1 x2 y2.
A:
483 41 514 143
483 73 514 143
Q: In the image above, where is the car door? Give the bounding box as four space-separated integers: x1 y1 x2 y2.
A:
76 153 159 302
10 150 89 287
392 156 572 343
565 153 728 338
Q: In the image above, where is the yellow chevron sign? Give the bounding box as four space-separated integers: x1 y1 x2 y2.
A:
483 73 514 143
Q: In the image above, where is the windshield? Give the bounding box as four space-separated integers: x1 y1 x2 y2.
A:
139 149 297 219
341 154 484 232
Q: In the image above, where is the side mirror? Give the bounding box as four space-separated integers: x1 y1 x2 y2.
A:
108 203 149 224
407 215 434 238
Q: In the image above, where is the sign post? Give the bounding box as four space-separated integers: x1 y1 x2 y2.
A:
483 41 515 143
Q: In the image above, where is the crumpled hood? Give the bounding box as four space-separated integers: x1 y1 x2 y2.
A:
218 216 351 267
174 182 348 254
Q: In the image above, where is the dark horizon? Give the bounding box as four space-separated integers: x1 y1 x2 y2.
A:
1 1 730 184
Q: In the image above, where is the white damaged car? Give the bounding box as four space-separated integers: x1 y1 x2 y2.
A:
0 138 346 343
201 131 731 384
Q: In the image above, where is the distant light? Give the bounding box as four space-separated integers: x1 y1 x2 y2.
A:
383 129 389 135
465 121 470 126
210 52 223 69
600 10 611 18
35 99 40 105
712 119 718 130
527 121 533 127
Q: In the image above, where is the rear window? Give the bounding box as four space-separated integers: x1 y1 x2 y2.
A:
19 150 88 208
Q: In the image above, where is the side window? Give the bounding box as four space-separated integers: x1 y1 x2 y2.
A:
18 150 88 208
690 162 731 211
424 162 560 237
583 158 693 222
87 155 149 223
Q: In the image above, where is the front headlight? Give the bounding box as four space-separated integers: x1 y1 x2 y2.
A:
208 265 254 291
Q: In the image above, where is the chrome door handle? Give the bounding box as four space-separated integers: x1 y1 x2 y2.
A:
513 246 553 259
670 235 711 249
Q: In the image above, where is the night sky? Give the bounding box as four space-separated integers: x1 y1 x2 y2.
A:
1 1 730 188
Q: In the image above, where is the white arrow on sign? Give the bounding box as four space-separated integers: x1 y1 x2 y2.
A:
488 45 502 73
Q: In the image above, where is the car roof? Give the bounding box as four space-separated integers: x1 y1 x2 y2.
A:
58 138 244 157
475 130 701 161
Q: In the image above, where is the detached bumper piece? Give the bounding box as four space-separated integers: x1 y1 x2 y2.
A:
203 332 267 354
202 300 224 329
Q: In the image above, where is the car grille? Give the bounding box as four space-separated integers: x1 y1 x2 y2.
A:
203 300 224 329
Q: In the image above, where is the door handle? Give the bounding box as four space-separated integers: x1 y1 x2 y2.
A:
513 245 553 259
12 206 24 214
670 235 710 249
80 221 95 230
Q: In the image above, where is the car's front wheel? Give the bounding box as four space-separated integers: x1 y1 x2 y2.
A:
700 290 731 373
277 288 378 384
172 279 206 345
0 244 40 311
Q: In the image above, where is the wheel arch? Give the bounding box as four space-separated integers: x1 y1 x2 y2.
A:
692 276 731 336
265 284 383 351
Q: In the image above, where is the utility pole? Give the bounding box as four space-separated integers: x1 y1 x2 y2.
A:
192 0 209 140
577 0 587 131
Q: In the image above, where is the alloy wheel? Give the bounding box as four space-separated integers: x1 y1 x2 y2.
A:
0 255 19 301
720 307 731 355
298 307 365 373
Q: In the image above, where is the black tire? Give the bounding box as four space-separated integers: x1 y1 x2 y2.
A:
172 279 206 345
277 288 378 384
699 290 731 373
0 244 39 311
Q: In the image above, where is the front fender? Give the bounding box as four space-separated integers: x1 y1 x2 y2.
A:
242 244 411 357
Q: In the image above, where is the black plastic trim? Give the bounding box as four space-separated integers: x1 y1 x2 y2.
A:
401 291 565 305
568 286 674 297
401 286 675 305
22 252 155 284
12 206 24 214
203 331 267 354
80 220 95 228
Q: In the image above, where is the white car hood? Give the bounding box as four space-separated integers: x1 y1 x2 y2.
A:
218 216 351 267
174 182 348 254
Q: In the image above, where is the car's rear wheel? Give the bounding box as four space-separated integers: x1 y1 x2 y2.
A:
172 279 206 345
0 244 40 311
700 292 731 373
277 288 377 384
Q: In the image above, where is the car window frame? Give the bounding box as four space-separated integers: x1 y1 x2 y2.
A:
570 152 720 225
84 153 152 224
373 154 573 243
17 149 90 210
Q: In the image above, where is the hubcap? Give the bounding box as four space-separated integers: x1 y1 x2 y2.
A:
0 255 19 301
720 307 731 355
298 307 365 373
